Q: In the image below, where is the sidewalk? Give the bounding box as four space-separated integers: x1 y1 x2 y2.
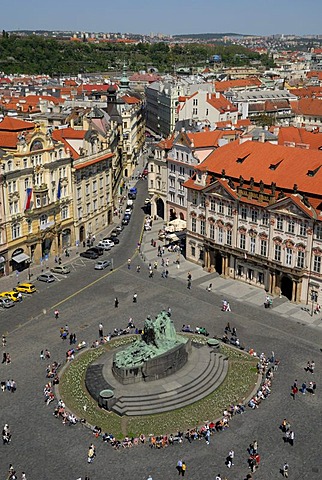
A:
141 219 322 330
0 153 148 292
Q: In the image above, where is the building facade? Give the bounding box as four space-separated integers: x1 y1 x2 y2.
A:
184 140 322 305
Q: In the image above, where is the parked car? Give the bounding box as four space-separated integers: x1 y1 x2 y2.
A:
51 265 71 274
126 200 134 208
87 246 104 256
101 238 115 247
115 225 124 232
97 243 111 251
122 217 130 226
0 291 20 302
80 250 99 259
105 236 119 245
144 198 151 205
0 297 15 308
94 259 112 270
14 283 36 294
37 273 55 283
124 208 132 216
110 231 119 238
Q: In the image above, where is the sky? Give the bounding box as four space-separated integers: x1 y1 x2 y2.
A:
2 0 322 36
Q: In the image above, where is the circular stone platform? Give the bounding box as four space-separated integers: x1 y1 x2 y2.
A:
85 342 228 416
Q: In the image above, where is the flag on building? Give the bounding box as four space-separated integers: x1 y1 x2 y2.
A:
24 188 33 210
57 179 62 200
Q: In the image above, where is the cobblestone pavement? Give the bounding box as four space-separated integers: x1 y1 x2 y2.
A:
0 178 322 480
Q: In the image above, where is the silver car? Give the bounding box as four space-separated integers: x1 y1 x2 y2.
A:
37 273 55 283
51 265 71 274
94 260 111 270
0 297 15 308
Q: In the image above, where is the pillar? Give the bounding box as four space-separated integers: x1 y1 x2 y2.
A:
295 280 302 304
204 247 210 270
291 280 297 303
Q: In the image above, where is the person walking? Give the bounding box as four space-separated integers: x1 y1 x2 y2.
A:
54 309 59 320
181 462 186 477
127 258 131 269
289 431 294 446
114 297 119 308
291 384 298 399
282 462 289 478
133 293 138 303
40 350 45 360
98 323 103 338
227 449 234 468
2 335 6 348
176 460 183 475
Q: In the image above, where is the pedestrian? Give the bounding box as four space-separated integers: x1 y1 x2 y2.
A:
2 352 6 364
227 449 234 468
253 440 258 454
301 382 307 394
87 445 95 463
291 384 298 399
45 349 51 359
176 460 183 475
21 473 27 480
215 475 221 480
207 283 212 292
289 431 294 446
313 381 316 395
282 462 289 478
136 265 141 273
187 280 191 289
17 292 22 302
40 350 45 360
127 258 131 269
205 429 210 445
310 361 315 374
2 335 6 348
167 307 172 317
181 462 186 476
187 272 192 281
6 353 11 364
98 323 103 338
133 293 137 303
54 309 59 320
114 297 119 308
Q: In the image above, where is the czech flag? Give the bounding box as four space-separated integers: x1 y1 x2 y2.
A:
24 188 33 211
57 179 61 200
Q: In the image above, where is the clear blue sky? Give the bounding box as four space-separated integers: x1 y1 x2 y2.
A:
2 0 322 36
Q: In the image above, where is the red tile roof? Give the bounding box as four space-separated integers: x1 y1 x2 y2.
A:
197 140 322 196
121 95 140 104
0 117 34 132
74 152 114 170
292 98 322 116
214 77 261 93
277 126 322 150
206 93 238 113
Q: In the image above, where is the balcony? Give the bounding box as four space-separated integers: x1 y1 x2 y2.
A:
34 183 48 193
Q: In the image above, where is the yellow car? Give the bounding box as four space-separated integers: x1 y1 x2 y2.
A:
0 291 20 302
14 283 36 294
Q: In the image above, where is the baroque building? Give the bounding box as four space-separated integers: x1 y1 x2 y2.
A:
184 140 322 304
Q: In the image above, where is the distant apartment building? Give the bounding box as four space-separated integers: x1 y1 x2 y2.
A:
178 91 238 126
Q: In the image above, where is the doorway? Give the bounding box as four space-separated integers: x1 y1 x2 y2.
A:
156 198 164 219
281 275 293 301
214 251 223 275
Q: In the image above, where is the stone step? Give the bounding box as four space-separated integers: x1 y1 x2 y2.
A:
112 354 228 416
116 351 218 405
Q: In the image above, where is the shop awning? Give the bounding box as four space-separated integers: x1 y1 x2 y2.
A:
12 253 30 263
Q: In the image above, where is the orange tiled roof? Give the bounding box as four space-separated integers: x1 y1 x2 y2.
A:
206 93 238 113
0 132 19 148
0 117 34 132
196 140 322 196
292 98 322 116
277 126 322 150
74 152 114 170
186 130 233 148
214 77 261 93
121 95 140 105
52 128 87 159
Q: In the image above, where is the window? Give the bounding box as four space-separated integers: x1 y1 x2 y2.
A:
286 247 293 266
227 204 233 216
258 272 264 284
297 250 305 268
210 198 216 211
299 222 307 236
7 160 13 171
170 164 176 173
24 178 30 190
241 206 247 220
315 224 322 240
40 214 48 227
61 206 69 219
288 219 295 234
191 218 196 233
226 230 232 246
178 196 184 206
93 199 97 211
260 239 267 257
78 207 82 219
262 212 269 226
193 98 198 106
150 164 154 173
218 200 224 214
86 203 90 214
169 192 175 203
11 223 20 239
179 166 184 176
93 180 97 192
200 196 205 208
274 244 281 262
248 269 254 280
191 245 196 257
251 210 258 223
200 220 206 236
23 158 28 168
34 173 43 186
250 237 256 254
99 177 103 189
210 224 215 240
85 184 90 195
170 177 175 188
192 192 197 206
240 233 246 250
276 216 283 231
35 195 41 208
77 187 82 200
27 219 32 234
192 108 198 116
218 227 223 243
150 180 154 189
313 255 321 273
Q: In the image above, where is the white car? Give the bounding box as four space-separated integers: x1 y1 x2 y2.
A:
94 260 112 270
101 239 115 248
97 242 112 251
124 208 132 216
